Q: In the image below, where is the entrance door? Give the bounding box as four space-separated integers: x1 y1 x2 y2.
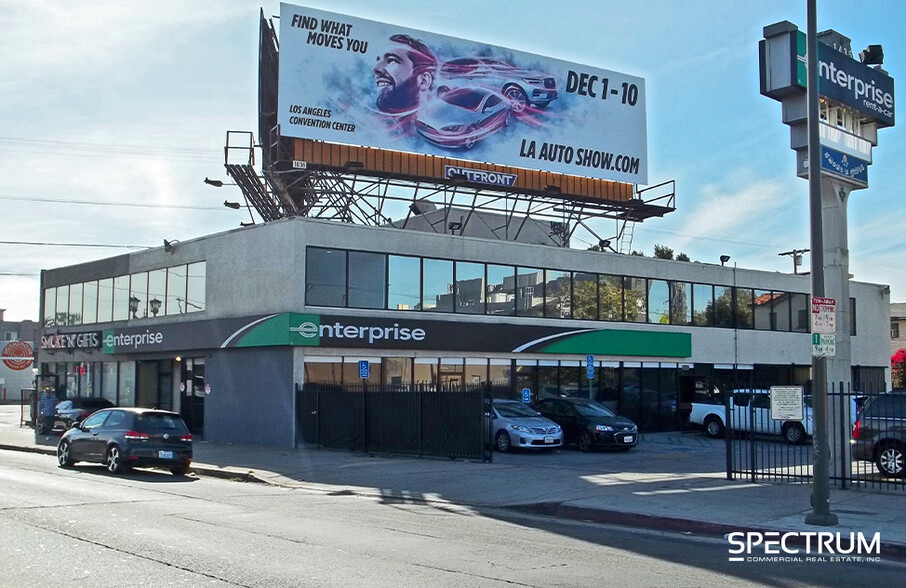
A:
180 358 205 437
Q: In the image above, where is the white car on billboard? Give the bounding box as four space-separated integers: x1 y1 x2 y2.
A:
437 57 558 113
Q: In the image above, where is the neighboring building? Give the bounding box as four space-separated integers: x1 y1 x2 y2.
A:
0 309 37 401
36 217 891 447
891 302 906 355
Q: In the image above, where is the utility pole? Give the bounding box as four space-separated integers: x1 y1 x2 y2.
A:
779 248 810 274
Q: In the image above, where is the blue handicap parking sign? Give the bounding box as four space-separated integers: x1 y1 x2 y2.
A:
522 388 532 403
359 360 370 379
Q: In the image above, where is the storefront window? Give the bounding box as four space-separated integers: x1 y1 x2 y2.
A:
464 359 487 389
516 268 543 317
387 255 420 311
455 261 485 314
423 259 453 312
670 281 692 326
102 362 118 404
624 277 647 323
621 365 642 423
600 275 623 321
343 357 382 386
83 281 98 324
486 264 515 316
304 357 343 384
348 251 386 309
713 286 733 328
488 360 512 397
382 357 412 390
572 272 598 320
538 361 559 398
597 364 619 412
414 358 439 390
560 361 586 398
439 358 464 391
147 270 166 318
544 270 570 318
693 284 713 327
306 248 346 307
515 361 538 402
119 362 136 407
186 262 206 313
647 279 669 324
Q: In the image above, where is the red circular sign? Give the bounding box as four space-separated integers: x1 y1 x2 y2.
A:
2 341 34 371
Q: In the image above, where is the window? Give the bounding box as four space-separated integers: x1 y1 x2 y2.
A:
455 261 485 314
306 248 346 307
185 262 206 313
43 288 56 326
791 293 809 333
422 258 453 312
97 279 113 323
693 284 713 327
147 269 167 318
388 255 420 311
68 282 83 325
624 277 646 323
544 270 570 318
486 264 515 315
670 282 692 326
516 267 543 317
572 272 598 320
893 323 901 339
83 281 98 324
348 251 386 309
753 289 773 330
775 292 791 331
56 284 71 325
166 266 187 316
713 286 733 328
599 275 623 321
850 297 857 336
647 279 669 324
735 288 753 329
113 275 131 321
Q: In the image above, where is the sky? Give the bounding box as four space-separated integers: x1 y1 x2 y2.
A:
1 0 904 323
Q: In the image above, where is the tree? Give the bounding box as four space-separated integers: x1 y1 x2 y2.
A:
676 252 691 262
893 349 906 389
654 244 674 260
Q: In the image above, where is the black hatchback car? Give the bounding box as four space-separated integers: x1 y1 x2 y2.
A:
533 398 639 451
57 407 193 476
852 393 906 478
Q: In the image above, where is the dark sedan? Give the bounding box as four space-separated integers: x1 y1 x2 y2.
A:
57 407 193 476
54 397 116 430
533 398 639 452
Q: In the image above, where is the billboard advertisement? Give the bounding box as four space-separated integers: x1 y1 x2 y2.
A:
277 3 648 184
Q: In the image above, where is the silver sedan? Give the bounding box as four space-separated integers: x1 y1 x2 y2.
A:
492 399 563 452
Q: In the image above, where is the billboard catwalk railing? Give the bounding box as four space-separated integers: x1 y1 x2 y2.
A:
723 382 906 492
297 382 492 462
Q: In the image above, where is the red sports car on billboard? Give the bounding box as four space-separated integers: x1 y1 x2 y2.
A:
415 86 512 149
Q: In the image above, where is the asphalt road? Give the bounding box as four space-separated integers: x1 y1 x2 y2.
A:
3 449 906 588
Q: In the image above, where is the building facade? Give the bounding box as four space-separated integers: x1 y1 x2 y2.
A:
0 309 37 402
37 217 891 447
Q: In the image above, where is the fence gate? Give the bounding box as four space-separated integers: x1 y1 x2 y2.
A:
297 382 492 462
726 383 906 493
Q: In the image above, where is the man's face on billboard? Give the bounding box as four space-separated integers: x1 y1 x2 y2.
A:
373 43 420 113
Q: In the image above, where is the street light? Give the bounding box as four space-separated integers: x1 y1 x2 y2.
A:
149 298 162 316
720 255 731 266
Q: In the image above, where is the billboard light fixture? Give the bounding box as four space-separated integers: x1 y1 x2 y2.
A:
544 184 561 193
223 200 242 210
204 177 225 187
343 161 364 171
720 254 731 266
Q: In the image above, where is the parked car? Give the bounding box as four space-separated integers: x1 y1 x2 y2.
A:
533 398 638 452
415 86 512 149
491 399 563 452
851 393 906 478
54 397 116 430
438 57 558 112
57 407 193 476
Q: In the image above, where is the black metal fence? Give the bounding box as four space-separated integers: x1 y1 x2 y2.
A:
297 382 492 462
726 382 906 492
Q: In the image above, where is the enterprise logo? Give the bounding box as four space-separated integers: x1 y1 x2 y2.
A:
291 321 426 344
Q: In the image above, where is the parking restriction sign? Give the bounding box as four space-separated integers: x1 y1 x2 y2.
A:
811 297 836 334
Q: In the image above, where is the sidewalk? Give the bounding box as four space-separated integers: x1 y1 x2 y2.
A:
4 413 906 558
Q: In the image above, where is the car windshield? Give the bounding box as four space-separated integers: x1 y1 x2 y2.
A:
134 413 189 434
572 401 616 418
444 90 484 111
496 402 539 418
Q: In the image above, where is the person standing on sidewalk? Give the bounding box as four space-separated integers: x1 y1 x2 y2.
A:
37 388 57 438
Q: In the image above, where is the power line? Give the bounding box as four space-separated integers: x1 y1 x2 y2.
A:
0 241 149 249
0 194 228 211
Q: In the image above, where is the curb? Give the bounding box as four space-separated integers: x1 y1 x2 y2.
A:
513 502 906 559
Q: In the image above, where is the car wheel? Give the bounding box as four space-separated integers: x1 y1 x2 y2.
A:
170 465 190 476
495 430 512 452
106 445 129 475
503 85 529 113
576 430 594 452
876 443 906 478
703 416 725 439
57 440 74 468
504 110 513 127
464 126 477 150
782 422 806 445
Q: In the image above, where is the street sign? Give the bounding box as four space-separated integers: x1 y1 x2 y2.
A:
811 296 836 334
522 388 532 403
812 333 836 357
358 360 370 379
586 354 595 380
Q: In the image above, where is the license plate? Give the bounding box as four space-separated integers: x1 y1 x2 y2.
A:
544 436 555 444
622 436 634 443
158 450 174 459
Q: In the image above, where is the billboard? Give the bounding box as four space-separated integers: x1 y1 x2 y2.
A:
277 3 648 184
